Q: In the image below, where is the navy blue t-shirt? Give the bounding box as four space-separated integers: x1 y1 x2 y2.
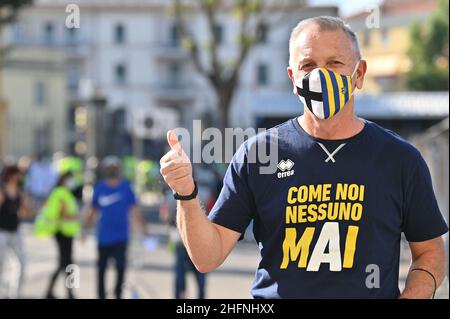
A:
208 118 448 299
92 180 136 246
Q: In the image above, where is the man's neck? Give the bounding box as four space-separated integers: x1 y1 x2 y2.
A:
106 178 120 187
298 105 364 140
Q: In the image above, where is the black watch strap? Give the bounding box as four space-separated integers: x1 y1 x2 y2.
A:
173 181 198 200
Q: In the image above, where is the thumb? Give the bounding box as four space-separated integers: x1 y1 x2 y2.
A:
167 130 182 154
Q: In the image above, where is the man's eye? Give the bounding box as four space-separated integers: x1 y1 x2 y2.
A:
301 64 314 70
331 61 343 65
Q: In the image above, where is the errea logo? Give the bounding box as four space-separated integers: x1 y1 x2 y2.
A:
277 159 295 179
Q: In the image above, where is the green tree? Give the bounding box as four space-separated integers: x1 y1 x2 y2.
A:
172 0 305 129
407 0 449 91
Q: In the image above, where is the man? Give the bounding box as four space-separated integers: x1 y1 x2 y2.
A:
85 156 148 299
160 16 448 299
25 154 58 210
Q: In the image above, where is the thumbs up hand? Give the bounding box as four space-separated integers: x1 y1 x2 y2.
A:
160 130 195 196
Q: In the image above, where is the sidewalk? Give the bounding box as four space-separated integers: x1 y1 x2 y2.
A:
4 224 449 299
18 223 258 299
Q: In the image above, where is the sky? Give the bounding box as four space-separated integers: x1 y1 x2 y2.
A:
310 0 384 16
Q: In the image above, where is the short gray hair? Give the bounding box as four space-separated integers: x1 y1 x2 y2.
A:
289 16 362 67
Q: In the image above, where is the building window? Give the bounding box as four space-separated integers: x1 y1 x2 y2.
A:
112 108 126 132
363 29 371 48
170 24 180 46
168 63 181 87
66 27 77 45
257 63 269 86
115 23 125 44
67 63 80 90
13 22 25 44
258 23 268 43
115 64 127 85
380 28 389 47
213 24 223 44
44 22 55 44
35 81 46 106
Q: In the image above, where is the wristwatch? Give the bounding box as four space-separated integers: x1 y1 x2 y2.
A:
173 181 198 200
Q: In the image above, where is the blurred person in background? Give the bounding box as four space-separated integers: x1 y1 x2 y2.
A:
84 156 148 299
160 185 206 299
25 154 58 211
42 172 81 299
56 156 85 204
0 165 33 298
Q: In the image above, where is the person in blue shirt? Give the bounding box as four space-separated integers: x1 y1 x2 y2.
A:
85 156 148 299
160 16 448 299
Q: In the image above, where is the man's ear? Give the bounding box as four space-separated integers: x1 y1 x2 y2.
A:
287 66 295 81
287 66 297 94
355 59 367 90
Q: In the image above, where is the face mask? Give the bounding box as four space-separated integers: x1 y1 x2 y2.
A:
65 178 77 190
295 61 360 120
105 168 119 179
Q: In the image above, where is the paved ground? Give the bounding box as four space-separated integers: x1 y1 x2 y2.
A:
2 224 448 299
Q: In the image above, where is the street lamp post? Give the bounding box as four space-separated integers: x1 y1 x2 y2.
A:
85 91 107 160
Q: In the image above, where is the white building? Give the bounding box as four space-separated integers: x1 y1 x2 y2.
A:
1 47 67 159
3 0 337 158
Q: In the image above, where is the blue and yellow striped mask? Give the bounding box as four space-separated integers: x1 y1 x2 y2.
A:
295 61 360 120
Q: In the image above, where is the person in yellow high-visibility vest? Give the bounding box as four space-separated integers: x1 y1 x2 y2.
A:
37 172 81 299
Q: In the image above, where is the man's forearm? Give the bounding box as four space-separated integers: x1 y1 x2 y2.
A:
132 206 148 233
84 208 97 230
177 198 223 273
400 250 446 299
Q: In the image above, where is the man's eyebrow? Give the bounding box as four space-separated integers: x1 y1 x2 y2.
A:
326 55 347 61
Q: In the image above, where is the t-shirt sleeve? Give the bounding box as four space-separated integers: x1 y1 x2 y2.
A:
402 152 449 242
91 184 100 210
208 142 256 235
126 183 137 207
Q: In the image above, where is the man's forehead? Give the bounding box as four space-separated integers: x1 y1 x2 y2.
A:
293 26 355 61
298 53 347 63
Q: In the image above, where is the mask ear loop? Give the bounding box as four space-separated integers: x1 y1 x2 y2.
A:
351 60 360 79
350 60 361 91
